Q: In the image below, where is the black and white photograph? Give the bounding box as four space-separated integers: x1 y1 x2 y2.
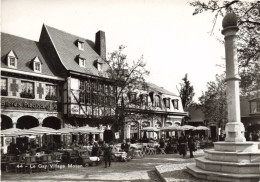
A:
1 0 260 181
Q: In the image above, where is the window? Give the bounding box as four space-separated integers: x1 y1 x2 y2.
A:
77 41 84 50
140 94 148 106
172 99 179 109
92 93 98 105
7 50 17 68
164 98 170 108
79 80 85 90
32 57 42 73
79 58 85 68
35 62 41 71
85 92 91 104
21 81 34 98
10 57 16 67
45 85 57 100
97 62 102 71
154 95 160 107
129 92 137 103
99 83 104 93
1 78 7 96
79 91 85 103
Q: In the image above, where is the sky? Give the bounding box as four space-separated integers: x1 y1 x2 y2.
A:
1 0 225 102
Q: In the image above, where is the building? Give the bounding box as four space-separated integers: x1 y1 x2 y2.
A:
1 32 65 152
123 82 188 140
241 82 260 139
1 24 187 149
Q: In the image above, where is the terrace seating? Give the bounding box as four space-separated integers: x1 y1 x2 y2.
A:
1 155 8 171
24 156 38 173
41 154 53 171
68 150 79 164
52 153 62 168
5 155 18 172
159 146 167 155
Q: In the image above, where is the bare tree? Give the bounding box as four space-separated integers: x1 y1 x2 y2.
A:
105 45 150 136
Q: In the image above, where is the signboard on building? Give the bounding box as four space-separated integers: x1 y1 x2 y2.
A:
1 97 59 111
115 132 119 139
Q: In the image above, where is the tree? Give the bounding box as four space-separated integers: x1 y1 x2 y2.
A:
198 74 227 131
189 0 260 93
105 45 150 136
179 74 195 111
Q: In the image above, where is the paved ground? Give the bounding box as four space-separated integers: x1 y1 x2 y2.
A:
1 150 205 182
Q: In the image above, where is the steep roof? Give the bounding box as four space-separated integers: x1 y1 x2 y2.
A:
1 32 63 78
44 25 109 77
147 82 178 97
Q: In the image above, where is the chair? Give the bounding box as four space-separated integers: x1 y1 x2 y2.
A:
15 155 25 173
149 147 157 155
6 155 19 173
69 150 79 164
159 146 166 155
24 156 38 173
1 155 8 171
52 153 62 170
41 154 53 171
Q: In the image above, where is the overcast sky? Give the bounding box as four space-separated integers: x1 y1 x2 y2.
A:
2 0 225 102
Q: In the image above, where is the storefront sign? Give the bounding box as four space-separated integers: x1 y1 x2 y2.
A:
1 97 58 111
115 132 119 139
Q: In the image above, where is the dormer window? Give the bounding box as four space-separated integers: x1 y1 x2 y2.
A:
79 58 85 67
164 98 170 108
154 95 161 107
95 59 103 71
7 50 18 68
172 99 179 109
128 92 137 103
97 62 102 71
77 39 84 50
78 54 86 68
32 56 42 73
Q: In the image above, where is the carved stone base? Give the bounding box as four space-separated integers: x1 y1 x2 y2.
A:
225 122 246 142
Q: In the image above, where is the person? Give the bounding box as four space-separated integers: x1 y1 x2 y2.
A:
248 132 252 141
178 133 187 158
187 134 195 158
110 143 119 161
219 133 225 141
103 143 112 168
103 126 115 144
159 137 166 153
7 142 20 155
121 140 130 153
91 142 101 157
19 142 27 154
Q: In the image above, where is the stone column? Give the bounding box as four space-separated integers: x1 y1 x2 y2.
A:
222 13 246 142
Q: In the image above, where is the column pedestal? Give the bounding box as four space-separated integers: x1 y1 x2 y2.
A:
225 122 246 142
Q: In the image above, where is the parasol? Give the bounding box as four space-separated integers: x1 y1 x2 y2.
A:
181 125 196 130
160 125 183 131
193 126 210 131
141 127 159 132
72 126 103 134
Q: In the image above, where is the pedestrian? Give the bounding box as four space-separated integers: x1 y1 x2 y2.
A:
91 142 101 157
103 143 112 168
187 134 195 158
178 133 187 158
121 140 130 153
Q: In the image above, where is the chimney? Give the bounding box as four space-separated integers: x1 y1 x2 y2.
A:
95 31 106 59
